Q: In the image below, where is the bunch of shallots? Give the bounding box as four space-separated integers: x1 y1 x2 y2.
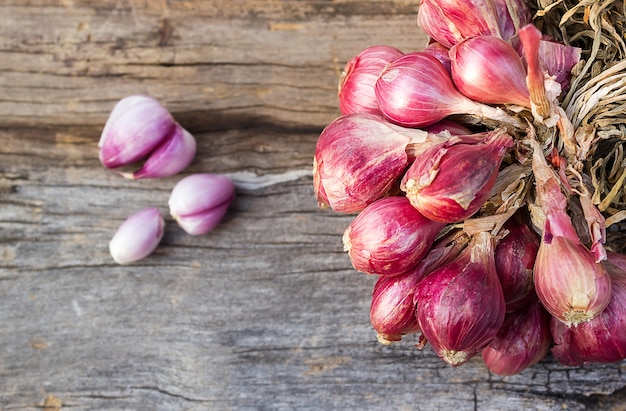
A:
313 0 626 375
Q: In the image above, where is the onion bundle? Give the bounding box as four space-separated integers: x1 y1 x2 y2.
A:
313 0 626 374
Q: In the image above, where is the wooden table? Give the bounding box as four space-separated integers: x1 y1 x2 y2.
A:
2 1 625 409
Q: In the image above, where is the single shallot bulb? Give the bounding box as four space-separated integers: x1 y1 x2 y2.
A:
481 298 552 376
417 0 501 48
169 173 235 236
99 95 197 179
450 35 530 107
375 52 525 129
313 113 445 213
338 45 404 115
417 0 531 48
343 196 445 276
495 216 540 312
551 260 626 366
530 140 611 326
400 129 513 223
414 232 506 366
109 207 165 265
370 231 469 344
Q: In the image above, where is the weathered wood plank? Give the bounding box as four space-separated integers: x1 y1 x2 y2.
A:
1 1 625 410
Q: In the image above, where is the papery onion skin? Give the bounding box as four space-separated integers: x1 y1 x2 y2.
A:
338 45 404 116
400 129 513 223
482 298 552 376
551 260 626 366
414 232 505 366
495 217 540 312
343 196 445 276
313 113 433 213
450 35 530 107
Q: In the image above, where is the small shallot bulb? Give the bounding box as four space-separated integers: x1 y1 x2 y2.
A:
338 45 404 115
343 196 445 276
481 298 552 376
370 231 469 344
109 207 165 265
169 174 235 236
530 140 611 326
313 113 443 213
450 35 530 107
550 260 626 366
417 0 501 48
495 217 540 312
400 129 513 223
414 232 506 366
375 52 525 129
99 95 197 179
417 0 531 48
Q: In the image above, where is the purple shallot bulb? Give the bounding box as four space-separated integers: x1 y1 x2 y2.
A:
481 298 552 376
338 45 404 115
414 232 506 366
495 216 540 312
450 35 530 107
400 129 513 223
169 173 235 236
417 0 502 48
551 260 626 366
343 196 445 276
529 140 611 326
109 207 165 265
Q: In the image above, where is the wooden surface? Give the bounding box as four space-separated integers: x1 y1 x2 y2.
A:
1 1 625 410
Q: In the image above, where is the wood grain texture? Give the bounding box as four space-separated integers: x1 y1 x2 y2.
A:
1 1 625 410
